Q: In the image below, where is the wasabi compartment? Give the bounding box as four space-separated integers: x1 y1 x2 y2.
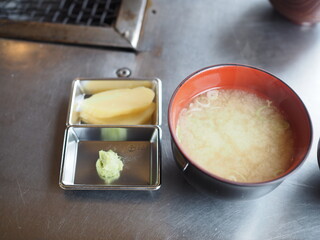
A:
59 126 161 190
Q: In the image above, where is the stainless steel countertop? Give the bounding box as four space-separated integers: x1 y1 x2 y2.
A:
1 0 320 239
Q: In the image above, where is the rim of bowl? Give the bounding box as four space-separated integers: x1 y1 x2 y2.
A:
168 63 313 187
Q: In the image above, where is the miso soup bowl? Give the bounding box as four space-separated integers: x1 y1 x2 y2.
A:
168 64 312 200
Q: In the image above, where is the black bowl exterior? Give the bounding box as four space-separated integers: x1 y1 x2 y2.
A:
171 140 282 200
317 139 320 168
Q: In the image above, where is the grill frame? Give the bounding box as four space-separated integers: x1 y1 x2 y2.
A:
0 0 147 49
0 0 121 27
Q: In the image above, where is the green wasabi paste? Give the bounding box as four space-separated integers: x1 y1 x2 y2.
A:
100 128 127 141
96 150 123 183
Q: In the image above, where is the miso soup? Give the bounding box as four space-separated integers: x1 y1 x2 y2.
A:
176 89 294 183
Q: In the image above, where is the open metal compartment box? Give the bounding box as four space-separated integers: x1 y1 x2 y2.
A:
59 78 162 190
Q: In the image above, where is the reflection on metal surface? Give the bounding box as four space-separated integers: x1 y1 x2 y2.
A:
3 41 33 60
0 0 147 49
172 141 189 172
115 0 147 49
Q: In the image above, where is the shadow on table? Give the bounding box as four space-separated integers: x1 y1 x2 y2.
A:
277 157 320 205
292 166 320 202
64 188 160 201
48 98 69 190
215 3 320 75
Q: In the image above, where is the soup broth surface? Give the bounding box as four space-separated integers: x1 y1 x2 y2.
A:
176 89 294 183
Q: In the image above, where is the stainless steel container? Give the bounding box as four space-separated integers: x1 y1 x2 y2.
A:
59 126 161 190
60 78 162 190
66 78 162 126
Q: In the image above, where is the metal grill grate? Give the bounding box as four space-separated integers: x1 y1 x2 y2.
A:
0 0 122 27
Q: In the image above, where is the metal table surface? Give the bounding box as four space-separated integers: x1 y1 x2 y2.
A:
1 1 320 239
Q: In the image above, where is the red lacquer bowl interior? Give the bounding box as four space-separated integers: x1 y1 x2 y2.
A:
168 64 312 183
